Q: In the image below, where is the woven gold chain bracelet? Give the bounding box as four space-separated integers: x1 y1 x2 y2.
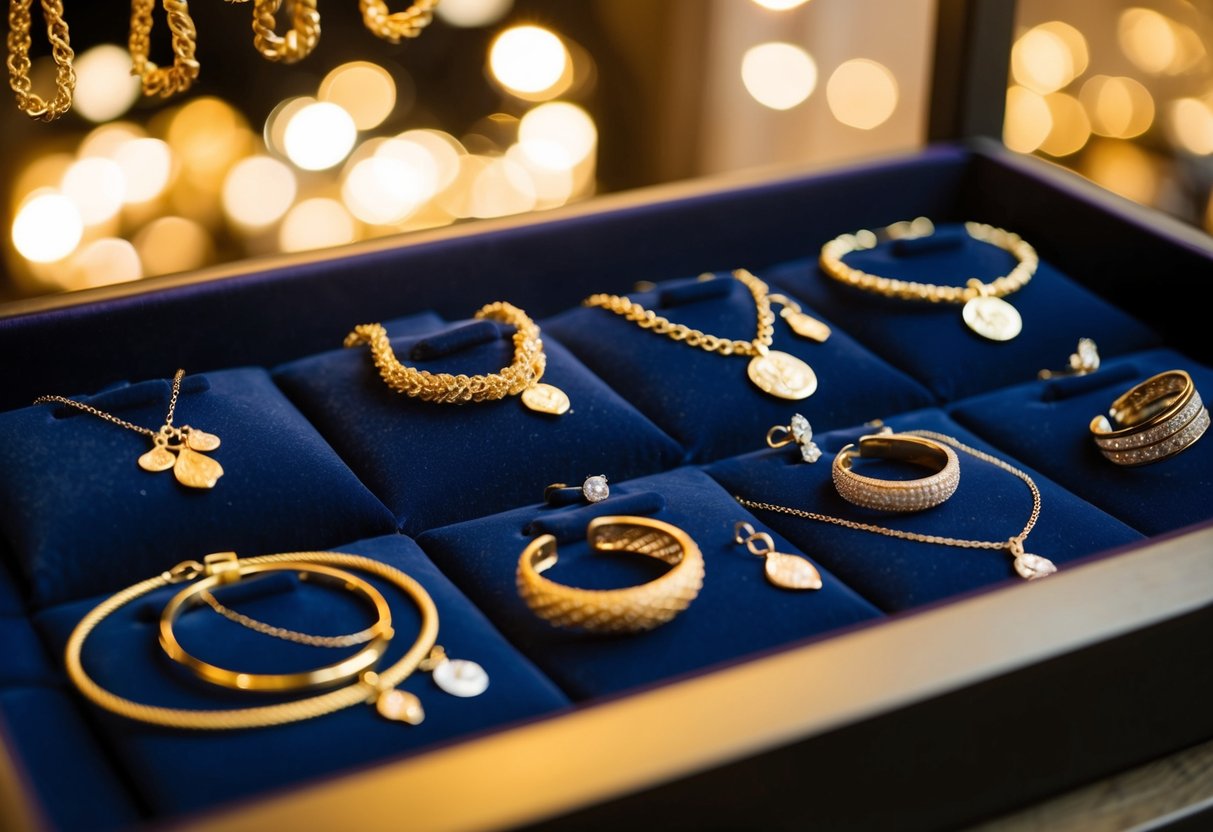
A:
344 301 570 415
819 218 1038 342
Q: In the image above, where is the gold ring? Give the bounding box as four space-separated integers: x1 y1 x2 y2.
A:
159 558 395 692
544 475 609 506
766 413 822 463
516 515 704 634
832 430 960 511
1089 369 1209 466
1038 338 1100 380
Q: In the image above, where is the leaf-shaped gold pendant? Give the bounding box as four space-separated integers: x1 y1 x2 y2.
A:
138 445 177 472
185 428 221 452
784 310 832 343
764 552 823 590
376 689 425 724
173 446 224 489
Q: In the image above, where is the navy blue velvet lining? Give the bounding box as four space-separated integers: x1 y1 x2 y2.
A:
0 617 55 685
0 368 398 608
764 224 1165 401
541 272 936 463
33 533 571 817
948 348 1213 536
416 466 884 701
704 409 1145 612
272 315 685 535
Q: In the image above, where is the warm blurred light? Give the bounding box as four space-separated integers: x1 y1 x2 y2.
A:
827 59 898 129
12 192 83 263
221 156 297 229
1079 75 1154 139
66 238 143 289
342 156 429 225
60 158 125 225
113 138 173 203
505 143 574 208
489 25 570 97
279 198 358 252
1039 92 1091 157
283 101 358 171
1118 8 1204 76
1011 26 1075 94
1168 98 1213 155
375 137 442 200
1080 139 1160 206
12 154 73 209
517 102 597 170
741 42 817 111
134 217 213 276
469 157 537 218
1037 21 1089 78
72 44 141 123
396 129 466 192
1004 86 1054 153
436 0 513 28
166 97 252 186
435 154 491 218
265 96 316 159
751 0 810 9
319 62 397 131
79 122 146 159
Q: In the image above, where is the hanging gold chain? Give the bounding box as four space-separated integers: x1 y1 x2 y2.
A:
359 0 440 44
129 0 200 97
736 429 1041 553
32 369 186 437
583 269 778 358
198 589 378 648
251 0 320 63
6 0 74 121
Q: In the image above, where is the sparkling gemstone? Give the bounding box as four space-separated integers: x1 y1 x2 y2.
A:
790 413 811 442
432 658 490 698
1072 338 1100 372
1014 553 1057 581
583 475 610 502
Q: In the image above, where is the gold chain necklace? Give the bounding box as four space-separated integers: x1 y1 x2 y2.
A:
583 269 827 401
6 0 75 121
33 368 224 489
735 428 1056 580
819 218 1038 342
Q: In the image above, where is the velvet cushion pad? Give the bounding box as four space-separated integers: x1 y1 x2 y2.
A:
416 466 884 701
763 223 1164 402
704 409 1146 612
272 314 685 536
1 687 143 831
0 368 398 609
947 348 1213 537
34 533 571 817
540 272 936 464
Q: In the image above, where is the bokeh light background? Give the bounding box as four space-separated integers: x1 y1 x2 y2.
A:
1 0 1211 302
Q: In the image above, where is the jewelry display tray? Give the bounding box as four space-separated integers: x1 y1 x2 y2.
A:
1 138 1211 832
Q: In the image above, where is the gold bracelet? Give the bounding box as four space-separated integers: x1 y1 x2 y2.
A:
360 0 439 44
344 301 570 414
6 0 76 122
65 551 448 730
251 0 320 64
832 432 960 512
128 0 200 98
159 557 395 693
517 516 704 633
819 218 1038 342
1089 369 1209 466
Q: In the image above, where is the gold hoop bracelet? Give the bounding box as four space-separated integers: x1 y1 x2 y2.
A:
819 218 1038 342
65 551 442 730
832 431 960 512
1089 369 1209 466
360 0 440 44
159 557 395 693
517 515 704 634
6 0 75 121
344 302 570 414
129 0 200 97
251 0 320 63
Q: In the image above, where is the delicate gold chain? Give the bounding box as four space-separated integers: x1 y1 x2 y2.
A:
360 0 440 44
736 430 1041 553
129 0 200 97
64 551 438 730
198 589 378 648
6 0 75 121
252 0 320 64
583 269 777 358
819 218 1039 304
344 301 547 403
32 369 185 437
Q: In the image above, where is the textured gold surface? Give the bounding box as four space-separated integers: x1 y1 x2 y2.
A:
359 0 439 44
832 433 960 512
6 0 75 120
128 0 200 97
252 0 320 63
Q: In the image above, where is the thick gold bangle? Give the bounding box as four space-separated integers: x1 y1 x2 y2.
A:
65 551 439 730
1090 369 1209 466
159 558 395 693
832 432 960 512
516 515 704 634
360 0 439 44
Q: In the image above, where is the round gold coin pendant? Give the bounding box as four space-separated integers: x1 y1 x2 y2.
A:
962 296 1022 342
521 383 570 415
747 351 817 400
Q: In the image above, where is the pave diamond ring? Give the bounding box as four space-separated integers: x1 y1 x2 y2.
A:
544 475 610 506
1090 369 1209 466
832 431 960 512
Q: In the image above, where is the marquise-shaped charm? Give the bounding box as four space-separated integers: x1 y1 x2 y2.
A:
784 310 832 343
173 446 224 489
1014 553 1057 581
185 428 221 452
764 552 823 591
376 689 425 724
138 445 177 472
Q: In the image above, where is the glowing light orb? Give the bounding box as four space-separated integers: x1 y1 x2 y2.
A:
741 42 817 111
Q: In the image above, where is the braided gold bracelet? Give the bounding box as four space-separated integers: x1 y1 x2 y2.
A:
819 218 1038 342
344 301 570 414
64 551 465 730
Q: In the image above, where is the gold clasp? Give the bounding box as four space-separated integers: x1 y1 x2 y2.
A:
203 551 241 584
162 560 205 583
733 521 776 558
1007 537 1026 557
